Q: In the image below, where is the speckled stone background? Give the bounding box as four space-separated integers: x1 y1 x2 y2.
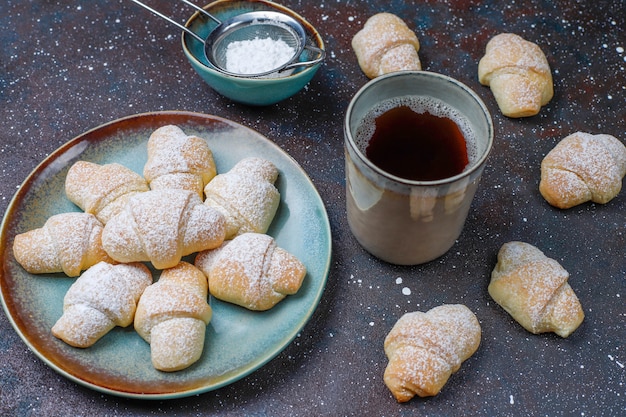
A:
1 1 624 416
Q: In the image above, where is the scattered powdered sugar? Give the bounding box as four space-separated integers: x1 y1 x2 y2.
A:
225 37 295 75
608 355 625 369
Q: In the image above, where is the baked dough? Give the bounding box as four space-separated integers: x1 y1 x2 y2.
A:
540 131 626 209
102 189 225 269
51 262 152 348
383 304 481 402
13 212 112 277
478 33 553 117
489 241 584 337
204 157 280 239
134 262 212 372
195 232 306 311
143 125 217 198
352 12 421 79
65 161 149 224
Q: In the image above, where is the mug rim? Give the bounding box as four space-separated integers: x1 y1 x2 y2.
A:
345 70 494 187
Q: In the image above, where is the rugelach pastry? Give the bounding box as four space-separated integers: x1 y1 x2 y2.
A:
13 212 113 277
143 125 217 198
383 304 481 402
134 262 212 372
102 189 225 269
478 33 553 117
65 161 149 224
540 131 626 209
195 232 306 311
52 261 152 348
204 157 280 239
489 241 584 337
352 12 421 78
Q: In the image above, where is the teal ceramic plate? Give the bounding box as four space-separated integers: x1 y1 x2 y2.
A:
0 111 331 399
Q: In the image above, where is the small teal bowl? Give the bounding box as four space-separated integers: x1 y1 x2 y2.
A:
182 0 325 106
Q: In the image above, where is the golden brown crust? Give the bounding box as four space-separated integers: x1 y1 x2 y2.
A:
203 157 280 240
488 241 584 337
65 161 149 224
195 233 306 311
143 125 217 198
383 304 481 402
12 212 113 277
134 262 212 372
101 189 225 270
540 132 626 209
51 262 152 348
352 13 421 79
478 33 553 117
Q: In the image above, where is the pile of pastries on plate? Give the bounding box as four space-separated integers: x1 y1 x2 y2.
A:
350 13 626 402
12 124 307 372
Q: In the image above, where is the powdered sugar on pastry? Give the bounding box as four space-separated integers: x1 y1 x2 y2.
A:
51 262 152 348
540 131 626 208
478 33 553 117
65 161 149 224
13 212 113 277
143 125 217 198
195 233 306 311
489 241 584 337
134 262 212 372
102 189 225 269
383 304 481 402
204 157 280 239
352 13 421 79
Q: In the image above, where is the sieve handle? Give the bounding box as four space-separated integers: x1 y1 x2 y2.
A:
179 0 221 25
128 0 209 44
283 45 326 71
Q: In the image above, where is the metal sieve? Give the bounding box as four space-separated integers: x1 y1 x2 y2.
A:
129 0 325 78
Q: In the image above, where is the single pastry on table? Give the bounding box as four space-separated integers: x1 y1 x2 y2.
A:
12 212 113 277
489 241 584 338
143 125 217 198
352 12 421 79
65 161 149 224
195 232 306 311
102 189 225 270
539 131 626 209
383 304 481 402
52 261 152 348
134 262 212 372
204 157 280 240
478 33 553 118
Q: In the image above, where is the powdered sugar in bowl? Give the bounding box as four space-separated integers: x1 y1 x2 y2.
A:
224 36 297 77
183 0 325 105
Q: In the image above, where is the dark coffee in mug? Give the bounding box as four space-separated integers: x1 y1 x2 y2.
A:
354 96 477 182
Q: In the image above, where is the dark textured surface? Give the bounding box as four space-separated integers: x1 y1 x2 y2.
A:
1 0 624 416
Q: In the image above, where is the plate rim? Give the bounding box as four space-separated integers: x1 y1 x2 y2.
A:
0 110 332 399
